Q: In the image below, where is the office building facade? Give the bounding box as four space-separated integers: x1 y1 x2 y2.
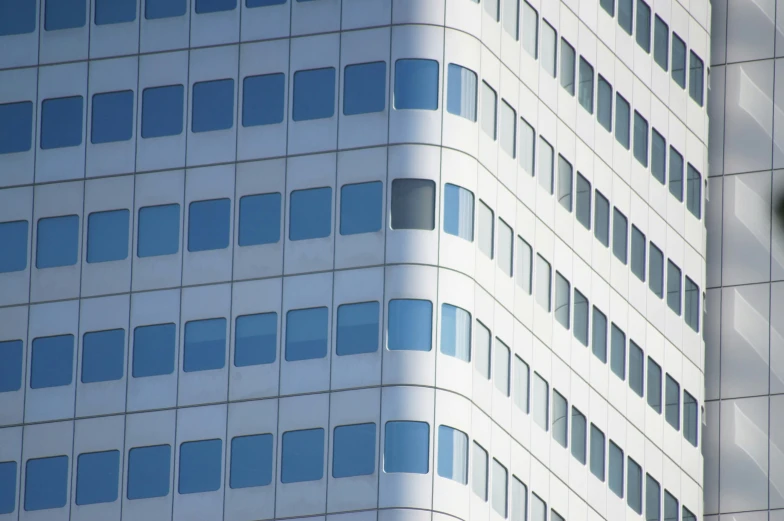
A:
0 0 709 520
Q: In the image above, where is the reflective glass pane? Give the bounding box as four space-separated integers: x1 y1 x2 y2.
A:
635 0 651 52
230 434 272 489
600 0 614 15
503 0 518 37
610 324 626 379
91 90 134 144
516 236 533 294
184 318 226 372
145 0 186 18
239 193 281 246
597 75 613 132
127 445 171 499
24 456 68 511
612 208 628 264
520 118 535 175
492 460 508 517
495 339 510 396
647 357 662 413
672 34 686 88
665 374 680 430
472 442 488 500
285 307 328 361
475 321 491 379
628 458 643 513
651 129 666 184
682 507 695 521
235 313 277 366
31 334 74 389
437 425 468 484
686 164 702 219
535 254 551 311
669 146 684 201
138 204 179 257
388 299 432 352
540 20 557 77
633 111 649 167
631 225 646 281
0 220 28 273
522 2 538 58
333 423 376 478
192 79 235 133
443 183 474 241
554 272 570 329
384 421 429 474
289 187 332 240
478 201 494 259
336 302 379 356
132 323 176 378
533 372 549 430
667 260 682 315
0 461 16 514
615 93 630 149
95 0 135 24
629 340 644 396
594 191 610 246
646 474 661 521
592 307 607 361
0 340 23 393
447 64 478 121
0 0 36 35
514 355 529 413
76 450 120 505
45 0 86 30
394 59 438 110
343 61 386 116
579 57 594 113
539 137 554 193
574 290 589 346
440 304 471 362
689 51 704 106
664 491 678 521
281 428 324 483
390 179 435 230
560 39 575 95
654 16 669 70
500 100 516 157
576 173 591 229
683 391 698 446
531 493 546 521
618 0 632 33
188 199 231 252
41 96 83 149
496 225 513 276
242 73 285 127
142 85 184 138
340 182 383 236
590 424 605 481
81 329 125 383
0 102 33 154
552 390 568 447
649 243 664 297
481 82 497 139
571 407 586 463
609 442 624 498
87 209 129 263
557 155 573 211
178 439 222 494
512 476 527 521
195 0 236 13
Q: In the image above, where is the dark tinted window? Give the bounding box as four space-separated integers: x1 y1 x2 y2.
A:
230 434 273 489
333 423 376 478
41 96 83 149
651 129 666 184
597 76 612 132
685 277 700 332
289 187 332 241
87 209 130 263
0 220 28 273
689 51 704 106
686 164 702 219
618 0 632 34
665 374 680 430
344 62 387 115
234 313 277 367
76 450 120 505
0 0 36 35
0 102 34 154
391 179 435 230
574 290 589 346
127 445 171 499
592 307 607 362
615 93 630 149
589 424 605 481
81 329 125 383
629 340 644 397
635 0 650 52
293 68 336 121
610 323 626 380
246 0 286 7
281 428 324 483
609 442 624 498
188 198 231 252
195 0 237 13
571 407 586 464
0 340 23 393
238 193 281 246
95 0 136 24
45 0 86 30
31 334 74 389
145 0 186 18
91 91 134 144
142 85 184 138
184 318 226 372
646 474 661 521
669 146 684 201
36 215 80 269
394 59 439 110
628 457 643 513
0 461 16 514
242 73 286 127
633 111 648 167
340 182 383 235
285 307 328 361
178 439 222 494
653 16 669 70
647 357 662 413
192 79 235 133
672 33 686 88
631 225 646 281
600 0 614 15
575 173 591 230
594 191 609 246
24 456 69 511
132 323 176 378
578 57 594 113
336 302 379 356
612 208 628 264
683 391 698 446
667 260 682 315
138 204 180 257
649 242 664 297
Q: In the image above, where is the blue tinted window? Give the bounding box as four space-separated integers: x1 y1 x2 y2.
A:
184 318 226 372
437 425 468 484
195 0 236 13
91 91 134 144
25 456 68 511
188 198 231 252
443 183 474 241
247 0 285 6
281 428 324 483
81 329 125 383
447 63 478 121
76 450 120 505
31 334 74 389
45 0 86 30
343 61 386 116
336 302 379 356
388 299 432 352
235 313 277 367
145 0 186 19
0 461 16 515
127 445 171 499
333 423 376 478
132 323 176 378
293 67 336 121
394 59 438 110
384 421 429 474
87 209 130 263
0 0 36 35
36 215 79 269
0 101 33 154
242 73 285 127
440 304 471 362
192 79 235 133
41 96 83 149
138 204 180 257
340 182 382 235
95 0 136 24
0 220 28 273
289 187 332 241
179 439 222 494
230 434 273 489
239 193 281 246
0 340 23 393
286 307 328 361
142 85 184 138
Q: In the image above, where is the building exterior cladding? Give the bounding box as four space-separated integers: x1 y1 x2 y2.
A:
0 0 710 521
705 0 784 520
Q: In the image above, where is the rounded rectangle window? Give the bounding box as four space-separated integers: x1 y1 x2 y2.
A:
394 59 439 111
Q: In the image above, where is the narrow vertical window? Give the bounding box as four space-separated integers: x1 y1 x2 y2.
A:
590 424 605 482
610 324 626 379
576 173 592 229
520 118 536 175
633 111 649 167
647 357 662 413
651 129 666 184
574 290 589 346
578 57 594 114
594 191 610 247
618 0 633 34
437 426 468 484
686 164 702 219
492 460 508 518
592 307 608 362
557 155 573 212
481 82 497 140
512 477 528 521
533 372 549 431
552 390 568 448
649 243 664 298
484 0 499 21
612 208 628 264
522 2 539 59
689 52 704 106
646 474 661 521
560 39 576 95
653 16 669 71
541 21 557 78
683 507 696 521
629 340 644 397
443 184 475 242
615 93 630 149
631 225 646 282
665 375 680 430
635 0 651 52
494 339 511 396
683 391 699 446
671 34 686 89
600 0 615 16
498 219 513 277
500 100 517 158
609 442 624 498
531 494 547 521
667 260 682 315
669 146 684 201
664 491 678 521
597 76 613 132
517 236 533 294
478 201 494 259
538 137 554 194
503 0 519 39
447 64 478 122
535 254 551 312
628 458 643 514
685 277 700 332
440 304 471 362
514 355 530 413
554 272 570 330
472 442 488 501
571 407 587 464
475 321 491 379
